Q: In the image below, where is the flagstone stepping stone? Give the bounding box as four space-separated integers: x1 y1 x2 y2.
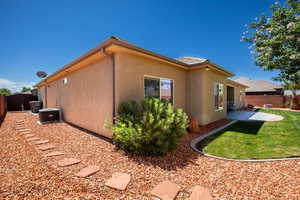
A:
24 134 35 138
26 137 40 142
151 181 180 200
20 131 31 135
35 140 49 145
105 172 131 191
188 185 212 200
38 144 55 151
75 165 100 178
45 151 64 157
18 129 30 132
58 158 81 167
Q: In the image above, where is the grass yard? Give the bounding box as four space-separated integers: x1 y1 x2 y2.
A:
198 109 300 159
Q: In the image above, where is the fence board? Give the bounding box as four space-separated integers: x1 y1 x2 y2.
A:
0 95 7 126
245 95 284 108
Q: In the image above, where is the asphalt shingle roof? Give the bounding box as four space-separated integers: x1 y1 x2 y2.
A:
235 77 283 92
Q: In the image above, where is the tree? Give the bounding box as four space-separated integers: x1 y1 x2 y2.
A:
242 0 300 109
21 87 31 93
0 88 11 96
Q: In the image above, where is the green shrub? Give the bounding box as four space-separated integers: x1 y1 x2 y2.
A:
105 98 189 156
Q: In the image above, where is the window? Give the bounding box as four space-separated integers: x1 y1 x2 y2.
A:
144 76 173 104
63 77 68 84
214 83 224 110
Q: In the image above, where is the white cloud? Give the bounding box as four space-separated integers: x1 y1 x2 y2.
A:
0 78 36 93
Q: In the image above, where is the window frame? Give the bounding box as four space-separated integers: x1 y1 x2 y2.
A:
143 75 174 105
214 82 224 111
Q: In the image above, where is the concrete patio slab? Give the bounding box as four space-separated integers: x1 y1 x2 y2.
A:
151 181 180 200
35 140 49 145
75 165 100 178
38 144 55 151
189 185 212 200
105 172 131 190
58 158 81 167
26 137 40 142
227 111 283 121
45 151 64 157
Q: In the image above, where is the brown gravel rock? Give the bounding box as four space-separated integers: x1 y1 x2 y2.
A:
45 151 64 157
1 112 299 199
26 137 40 142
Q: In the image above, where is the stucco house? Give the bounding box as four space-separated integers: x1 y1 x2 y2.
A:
35 36 247 138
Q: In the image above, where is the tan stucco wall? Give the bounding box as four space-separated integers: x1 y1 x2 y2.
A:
233 86 246 108
115 52 186 110
37 86 46 107
186 68 228 125
41 56 113 138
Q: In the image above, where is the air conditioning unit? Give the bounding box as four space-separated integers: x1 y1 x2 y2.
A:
39 108 60 123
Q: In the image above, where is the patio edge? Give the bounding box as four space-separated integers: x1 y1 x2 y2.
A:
190 120 300 162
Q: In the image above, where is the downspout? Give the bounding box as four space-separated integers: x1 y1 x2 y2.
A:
44 84 48 108
103 47 116 121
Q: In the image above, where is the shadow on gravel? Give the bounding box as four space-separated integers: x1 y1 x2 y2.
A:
123 134 200 171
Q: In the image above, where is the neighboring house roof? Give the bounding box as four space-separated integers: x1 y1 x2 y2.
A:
35 36 234 87
227 79 248 88
234 77 283 92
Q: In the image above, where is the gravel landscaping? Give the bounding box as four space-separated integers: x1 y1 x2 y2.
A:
0 112 299 199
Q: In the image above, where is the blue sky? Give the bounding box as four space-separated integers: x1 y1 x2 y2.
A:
0 0 282 92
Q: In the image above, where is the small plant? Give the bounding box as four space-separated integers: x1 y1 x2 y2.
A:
105 98 189 156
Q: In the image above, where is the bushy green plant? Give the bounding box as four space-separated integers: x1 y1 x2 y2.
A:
105 98 189 156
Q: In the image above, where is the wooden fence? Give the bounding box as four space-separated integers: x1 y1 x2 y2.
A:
245 95 284 108
0 95 7 126
7 94 37 111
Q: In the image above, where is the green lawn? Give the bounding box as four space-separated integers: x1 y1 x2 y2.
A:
198 109 300 159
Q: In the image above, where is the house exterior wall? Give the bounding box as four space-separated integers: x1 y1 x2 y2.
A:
201 69 228 125
186 69 206 124
115 52 186 110
37 86 46 107
39 56 114 138
186 68 229 125
231 85 246 109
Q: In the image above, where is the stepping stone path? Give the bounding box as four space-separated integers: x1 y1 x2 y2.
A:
105 172 131 191
38 144 55 151
35 140 49 145
75 165 100 178
19 129 30 132
151 181 180 200
24 134 35 138
188 185 212 200
27 137 40 142
58 158 81 167
45 151 64 157
20 131 31 135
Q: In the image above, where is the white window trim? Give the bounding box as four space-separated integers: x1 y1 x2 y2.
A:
214 82 224 111
143 75 175 105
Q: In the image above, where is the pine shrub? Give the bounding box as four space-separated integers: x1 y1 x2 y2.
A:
105 98 189 156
